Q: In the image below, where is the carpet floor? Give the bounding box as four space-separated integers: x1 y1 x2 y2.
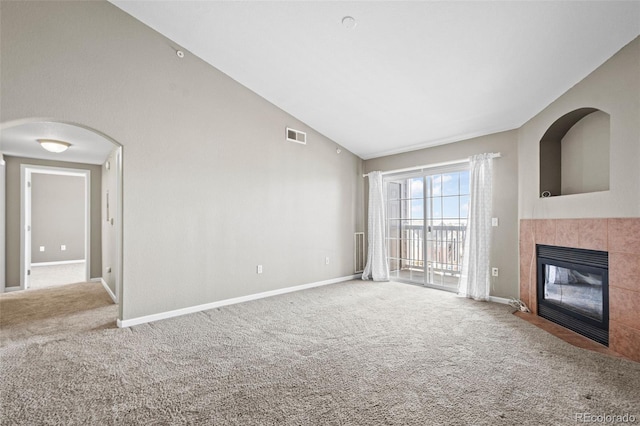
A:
29 262 87 289
0 280 638 425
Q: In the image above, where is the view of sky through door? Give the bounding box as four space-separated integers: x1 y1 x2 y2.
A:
385 168 469 290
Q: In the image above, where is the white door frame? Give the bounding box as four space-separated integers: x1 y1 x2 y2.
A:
0 155 5 292
20 164 91 290
114 146 123 306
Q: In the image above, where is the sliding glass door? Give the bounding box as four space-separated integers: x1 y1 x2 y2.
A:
385 167 469 291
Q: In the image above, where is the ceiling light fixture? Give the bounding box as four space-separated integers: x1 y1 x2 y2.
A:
342 16 357 29
37 139 71 153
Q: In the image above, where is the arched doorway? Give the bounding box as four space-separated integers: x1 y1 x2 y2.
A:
0 119 123 323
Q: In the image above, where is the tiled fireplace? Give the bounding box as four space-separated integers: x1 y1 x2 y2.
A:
520 219 640 362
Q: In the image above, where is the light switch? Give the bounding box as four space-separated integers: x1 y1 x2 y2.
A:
61 245 66 251
39 246 45 252
491 217 499 227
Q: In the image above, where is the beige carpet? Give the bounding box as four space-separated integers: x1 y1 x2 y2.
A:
29 262 87 289
1 280 638 425
0 282 117 348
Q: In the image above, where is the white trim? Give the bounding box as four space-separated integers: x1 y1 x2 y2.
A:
92 277 117 303
20 164 29 290
31 259 85 266
21 164 91 290
4 286 22 293
117 274 360 328
0 156 5 292
488 296 510 305
114 147 123 316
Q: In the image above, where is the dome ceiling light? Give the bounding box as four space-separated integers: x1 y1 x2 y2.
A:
37 139 71 153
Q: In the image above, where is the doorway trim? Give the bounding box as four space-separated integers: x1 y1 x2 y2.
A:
20 164 91 290
2 117 124 324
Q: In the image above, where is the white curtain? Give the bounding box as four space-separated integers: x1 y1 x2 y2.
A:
459 153 494 300
362 171 389 281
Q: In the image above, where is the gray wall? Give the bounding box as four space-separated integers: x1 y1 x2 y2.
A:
0 1 364 320
364 130 519 299
31 173 85 263
560 110 610 196
4 156 102 286
519 36 640 219
101 149 118 296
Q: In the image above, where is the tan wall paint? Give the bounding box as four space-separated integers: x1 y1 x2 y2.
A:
519 37 640 219
364 130 519 299
31 174 86 263
4 156 102 285
560 110 610 195
0 1 364 320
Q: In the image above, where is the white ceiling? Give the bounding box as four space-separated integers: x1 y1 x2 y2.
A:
0 122 115 165
110 1 640 160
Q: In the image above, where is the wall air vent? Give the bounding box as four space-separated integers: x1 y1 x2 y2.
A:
286 127 306 145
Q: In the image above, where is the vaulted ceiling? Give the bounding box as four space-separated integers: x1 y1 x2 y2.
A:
106 2 638 159
3 3 639 164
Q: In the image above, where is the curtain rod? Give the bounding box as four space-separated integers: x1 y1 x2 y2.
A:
362 152 501 177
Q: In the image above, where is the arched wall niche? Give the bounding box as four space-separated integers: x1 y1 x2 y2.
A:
539 108 610 197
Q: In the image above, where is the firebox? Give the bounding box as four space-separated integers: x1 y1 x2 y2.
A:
536 245 609 346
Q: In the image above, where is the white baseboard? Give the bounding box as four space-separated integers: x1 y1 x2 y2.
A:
31 260 85 266
117 274 360 328
91 277 117 303
488 295 511 305
3 286 22 293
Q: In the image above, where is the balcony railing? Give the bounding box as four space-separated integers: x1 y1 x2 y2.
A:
387 223 466 286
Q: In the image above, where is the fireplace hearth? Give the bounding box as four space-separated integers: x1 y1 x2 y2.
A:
537 245 609 346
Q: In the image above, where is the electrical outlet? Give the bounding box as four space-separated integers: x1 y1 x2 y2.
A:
325 257 330 265
492 267 499 277
60 245 66 251
257 265 263 274
39 246 45 252
492 217 499 227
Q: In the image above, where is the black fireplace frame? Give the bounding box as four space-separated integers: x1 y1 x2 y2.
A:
536 245 609 346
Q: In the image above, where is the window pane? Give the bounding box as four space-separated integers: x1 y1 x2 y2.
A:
388 200 401 219
410 178 424 199
387 181 402 200
385 166 469 289
428 175 442 197
459 170 470 195
402 220 424 241
411 199 424 219
460 195 469 218
442 196 459 219
427 197 442 219
387 238 400 258
442 172 459 196
388 220 401 238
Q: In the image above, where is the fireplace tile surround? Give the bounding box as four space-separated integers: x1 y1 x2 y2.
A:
520 218 640 362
